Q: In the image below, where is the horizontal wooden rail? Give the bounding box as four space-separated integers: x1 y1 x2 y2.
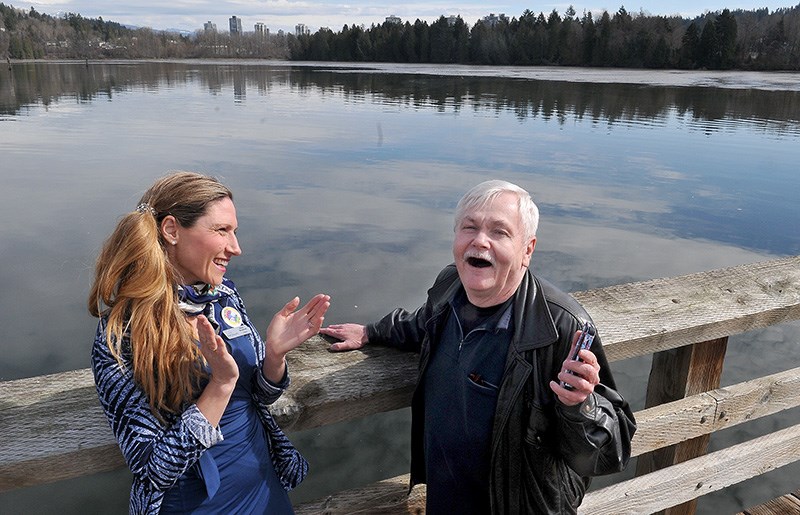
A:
631 366 800 456
294 420 800 515
579 423 800 514
571 255 800 361
290 365 800 513
737 488 800 514
1 255 799 499
295 474 424 515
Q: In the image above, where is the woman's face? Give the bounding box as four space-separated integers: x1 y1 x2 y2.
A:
169 197 241 285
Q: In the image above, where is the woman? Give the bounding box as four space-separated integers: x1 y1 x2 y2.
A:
89 172 330 514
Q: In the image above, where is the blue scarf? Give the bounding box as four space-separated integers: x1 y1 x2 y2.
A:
177 283 231 332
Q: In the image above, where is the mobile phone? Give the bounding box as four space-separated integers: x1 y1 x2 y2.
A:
561 321 596 390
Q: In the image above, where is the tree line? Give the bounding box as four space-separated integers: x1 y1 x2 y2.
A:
289 6 800 70
0 3 288 59
2 2 799 70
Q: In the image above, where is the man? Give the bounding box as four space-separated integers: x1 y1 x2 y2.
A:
320 180 636 514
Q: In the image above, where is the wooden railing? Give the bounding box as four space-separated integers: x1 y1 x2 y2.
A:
1 255 799 514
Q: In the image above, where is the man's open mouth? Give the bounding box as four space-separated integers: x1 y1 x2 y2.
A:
467 257 493 268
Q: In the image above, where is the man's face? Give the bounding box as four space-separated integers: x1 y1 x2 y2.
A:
452 191 536 307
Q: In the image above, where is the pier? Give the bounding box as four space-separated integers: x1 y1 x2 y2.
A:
2 255 799 514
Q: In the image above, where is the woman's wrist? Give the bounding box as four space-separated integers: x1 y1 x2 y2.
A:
197 379 236 427
262 348 287 384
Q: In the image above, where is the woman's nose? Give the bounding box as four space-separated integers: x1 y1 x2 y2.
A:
229 234 242 255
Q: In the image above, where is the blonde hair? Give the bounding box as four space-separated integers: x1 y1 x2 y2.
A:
89 172 233 417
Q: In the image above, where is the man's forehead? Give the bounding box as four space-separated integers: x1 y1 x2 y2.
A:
462 199 521 225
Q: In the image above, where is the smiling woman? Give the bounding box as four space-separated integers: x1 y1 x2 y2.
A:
86 171 330 514
163 196 242 286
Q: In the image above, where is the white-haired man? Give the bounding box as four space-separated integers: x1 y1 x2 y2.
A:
321 180 636 514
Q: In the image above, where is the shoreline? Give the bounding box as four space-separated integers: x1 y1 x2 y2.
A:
7 58 800 91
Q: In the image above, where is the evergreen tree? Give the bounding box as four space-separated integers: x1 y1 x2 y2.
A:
716 9 738 68
699 16 720 68
680 22 701 68
582 11 596 65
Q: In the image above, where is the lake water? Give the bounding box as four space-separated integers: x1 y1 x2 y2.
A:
1 60 799 513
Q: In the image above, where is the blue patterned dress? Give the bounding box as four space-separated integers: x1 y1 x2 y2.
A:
91 279 307 514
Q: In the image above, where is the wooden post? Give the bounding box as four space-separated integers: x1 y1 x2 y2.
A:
635 337 728 515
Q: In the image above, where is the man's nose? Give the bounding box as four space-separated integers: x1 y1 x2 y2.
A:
471 230 490 248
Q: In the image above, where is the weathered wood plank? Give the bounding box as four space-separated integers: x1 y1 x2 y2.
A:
270 341 418 431
572 255 800 361
295 420 800 515
738 489 800 515
290 367 800 515
631 366 800 457
1 256 798 492
0 369 122 491
578 423 800 514
636 338 728 515
294 474 425 515
0 342 418 492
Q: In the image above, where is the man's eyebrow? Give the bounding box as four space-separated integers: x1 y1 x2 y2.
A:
487 217 513 229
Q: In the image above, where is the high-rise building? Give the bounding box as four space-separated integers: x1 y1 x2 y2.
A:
229 16 242 35
255 22 269 38
295 23 310 36
482 13 507 27
203 21 217 32
385 15 402 25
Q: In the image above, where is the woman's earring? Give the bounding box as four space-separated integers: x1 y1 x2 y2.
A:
172 241 177 245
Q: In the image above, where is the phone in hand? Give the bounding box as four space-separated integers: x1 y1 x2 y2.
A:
561 321 596 390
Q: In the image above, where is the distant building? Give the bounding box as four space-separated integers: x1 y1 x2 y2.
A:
203 21 217 32
295 23 310 36
229 16 242 35
446 15 458 27
482 13 508 27
255 22 269 38
385 15 402 25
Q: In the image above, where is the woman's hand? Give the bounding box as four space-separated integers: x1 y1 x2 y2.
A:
195 314 239 386
194 314 238 427
319 323 368 351
263 294 331 383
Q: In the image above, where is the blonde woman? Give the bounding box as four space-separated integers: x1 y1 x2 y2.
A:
89 172 329 514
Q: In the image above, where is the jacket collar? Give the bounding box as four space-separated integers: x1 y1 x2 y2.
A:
509 270 559 352
428 265 559 352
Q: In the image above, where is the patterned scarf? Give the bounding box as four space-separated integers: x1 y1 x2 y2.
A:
177 283 228 331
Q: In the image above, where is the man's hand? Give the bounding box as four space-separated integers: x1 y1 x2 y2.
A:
319 323 368 351
550 329 601 406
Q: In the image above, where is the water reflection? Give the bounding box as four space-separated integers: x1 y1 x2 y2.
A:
2 61 799 137
0 61 798 514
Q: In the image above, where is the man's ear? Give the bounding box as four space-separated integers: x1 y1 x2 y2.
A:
161 215 179 244
522 237 536 267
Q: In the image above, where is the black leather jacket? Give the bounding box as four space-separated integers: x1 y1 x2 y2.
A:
367 265 636 514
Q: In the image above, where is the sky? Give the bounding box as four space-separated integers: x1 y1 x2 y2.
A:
19 0 799 34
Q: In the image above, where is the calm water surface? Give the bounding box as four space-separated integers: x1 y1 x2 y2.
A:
1 60 799 513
